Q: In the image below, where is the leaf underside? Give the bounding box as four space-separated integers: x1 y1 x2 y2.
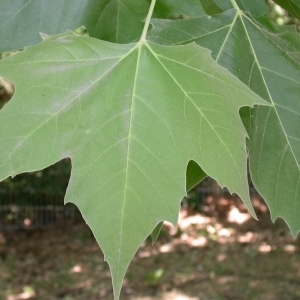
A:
0 29 267 298
0 0 150 51
0 0 208 53
148 7 300 236
201 0 269 17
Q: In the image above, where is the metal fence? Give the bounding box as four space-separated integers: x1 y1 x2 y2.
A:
0 196 81 230
0 177 259 230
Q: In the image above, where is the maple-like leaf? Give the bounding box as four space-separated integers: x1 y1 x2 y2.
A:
0 0 207 53
0 29 268 297
154 0 206 18
0 1 270 297
148 5 300 235
199 0 269 17
0 0 150 51
273 0 300 20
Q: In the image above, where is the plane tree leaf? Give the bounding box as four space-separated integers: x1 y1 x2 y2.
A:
199 0 224 15
154 0 207 19
0 0 151 52
148 5 300 235
233 0 269 17
0 24 267 298
151 221 164 244
186 160 207 192
0 0 208 53
273 0 300 20
201 0 269 17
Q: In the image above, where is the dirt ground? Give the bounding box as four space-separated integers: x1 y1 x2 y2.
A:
1 196 300 300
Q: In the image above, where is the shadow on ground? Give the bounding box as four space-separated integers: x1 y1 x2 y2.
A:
1 196 300 300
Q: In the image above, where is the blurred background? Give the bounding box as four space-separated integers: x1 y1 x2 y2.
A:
0 1 300 299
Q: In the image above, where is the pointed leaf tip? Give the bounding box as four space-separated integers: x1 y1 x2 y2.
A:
40 32 50 40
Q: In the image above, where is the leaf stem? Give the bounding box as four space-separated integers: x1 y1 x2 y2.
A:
229 0 239 10
140 0 157 42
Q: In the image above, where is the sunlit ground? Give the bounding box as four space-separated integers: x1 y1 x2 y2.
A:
1 196 300 300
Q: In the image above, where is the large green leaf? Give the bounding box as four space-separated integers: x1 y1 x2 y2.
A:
234 0 269 17
202 0 269 17
0 27 267 297
154 0 206 18
0 0 207 53
273 0 300 20
0 0 150 51
199 0 224 15
148 6 300 235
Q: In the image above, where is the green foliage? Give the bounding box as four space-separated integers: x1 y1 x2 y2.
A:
144 268 164 286
151 221 164 244
200 0 269 17
273 0 300 20
0 29 266 297
148 5 300 236
0 0 299 299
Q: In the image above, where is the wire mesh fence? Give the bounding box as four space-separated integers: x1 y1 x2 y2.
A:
0 196 81 230
0 177 260 230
